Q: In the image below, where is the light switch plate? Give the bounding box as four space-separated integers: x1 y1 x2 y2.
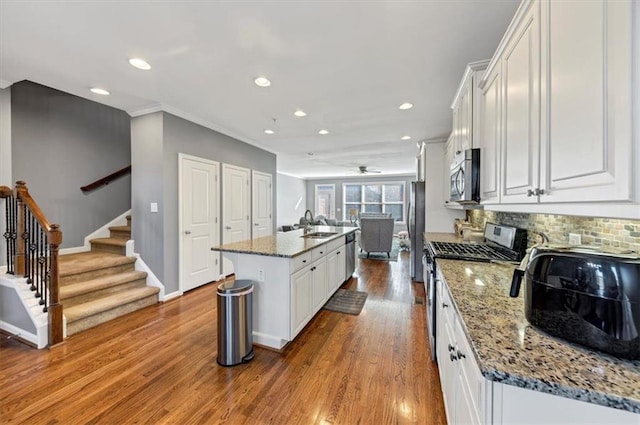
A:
569 233 581 245
150 202 158 213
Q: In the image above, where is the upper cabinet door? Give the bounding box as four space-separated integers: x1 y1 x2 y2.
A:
458 82 473 152
539 0 634 203
479 65 502 205
501 1 541 204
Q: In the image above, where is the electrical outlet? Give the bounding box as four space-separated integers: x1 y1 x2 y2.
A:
569 233 581 245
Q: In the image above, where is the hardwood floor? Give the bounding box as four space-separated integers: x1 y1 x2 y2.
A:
0 252 446 424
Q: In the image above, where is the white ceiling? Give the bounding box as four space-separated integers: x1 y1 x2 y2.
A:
0 0 519 179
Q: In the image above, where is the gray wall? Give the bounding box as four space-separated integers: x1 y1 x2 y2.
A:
0 284 36 334
11 81 131 248
132 112 277 294
305 174 415 232
0 87 11 267
131 112 165 282
277 173 307 228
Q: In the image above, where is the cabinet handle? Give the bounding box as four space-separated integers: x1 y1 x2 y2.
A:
526 189 534 197
448 344 455 352
450 353 458 362
184 230 191 235
225 226 232 230
302 260 307 263
254 223 259 226
534 188 545 196
337 251 341 255
442 302 449 308
456 350 466 359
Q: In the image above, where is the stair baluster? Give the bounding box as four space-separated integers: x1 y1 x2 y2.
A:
0 181 63 346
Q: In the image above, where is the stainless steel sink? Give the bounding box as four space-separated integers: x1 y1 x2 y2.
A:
301 231 338 238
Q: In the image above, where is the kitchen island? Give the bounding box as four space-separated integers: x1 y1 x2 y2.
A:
425 232 640 423
211 226 358 350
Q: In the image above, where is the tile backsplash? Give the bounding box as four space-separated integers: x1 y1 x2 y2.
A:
466 210 640 252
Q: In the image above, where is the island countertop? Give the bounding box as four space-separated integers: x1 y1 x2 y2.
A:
210 226 358 258
434 256 640 414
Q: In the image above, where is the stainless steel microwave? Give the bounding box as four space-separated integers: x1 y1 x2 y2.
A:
449 148 480 204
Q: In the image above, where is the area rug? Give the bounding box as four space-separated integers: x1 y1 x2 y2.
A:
358 236 400 262
322 289 368 315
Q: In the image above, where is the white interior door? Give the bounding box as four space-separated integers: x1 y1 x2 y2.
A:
222 163 250 275
252 171 273 239
179 154 220 292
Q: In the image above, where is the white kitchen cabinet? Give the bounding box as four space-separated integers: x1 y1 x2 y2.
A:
450 60 490 155
291 265 313 337
479 64 502 205
310 257 327 312
493 382 640 425
481 0 637 211
500 0 541 204
436 275 488 425
538 0 634 203
326 246 346 294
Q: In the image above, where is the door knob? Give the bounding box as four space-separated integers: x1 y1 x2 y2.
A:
184 230 191 235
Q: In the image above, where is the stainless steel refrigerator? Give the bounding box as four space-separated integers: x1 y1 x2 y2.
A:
408 181 425 282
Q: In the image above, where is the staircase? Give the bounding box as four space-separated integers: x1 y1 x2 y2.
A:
59 216 159 336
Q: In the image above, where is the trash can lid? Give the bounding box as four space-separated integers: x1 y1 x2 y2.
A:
217 279 254 295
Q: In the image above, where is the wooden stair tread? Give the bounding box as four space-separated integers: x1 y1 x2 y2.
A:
59 252 136 277
64 286 159 323
108 225 131 232
90 237 128 246
60 271 148 300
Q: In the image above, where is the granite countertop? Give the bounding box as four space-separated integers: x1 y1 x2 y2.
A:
210 226 358 258
434 256 640 414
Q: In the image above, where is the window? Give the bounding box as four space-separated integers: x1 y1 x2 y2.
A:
343 182 405 222
314 184 335 218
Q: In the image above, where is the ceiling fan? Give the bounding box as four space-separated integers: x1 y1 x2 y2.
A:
357 165 382 174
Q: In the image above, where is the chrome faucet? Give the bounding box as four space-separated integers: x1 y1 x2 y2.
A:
304 209 314 234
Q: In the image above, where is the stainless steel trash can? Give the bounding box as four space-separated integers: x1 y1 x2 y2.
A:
217 279 255 366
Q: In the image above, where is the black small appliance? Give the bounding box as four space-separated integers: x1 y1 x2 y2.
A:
510 246 640 360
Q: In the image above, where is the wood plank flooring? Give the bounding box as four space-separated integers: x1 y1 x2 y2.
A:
0 251 446 424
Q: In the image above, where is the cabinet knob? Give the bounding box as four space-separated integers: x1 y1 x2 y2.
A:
456 350 466 359
184 230 191 235
254 223 259 226
442 302 449 308
527 189 534 197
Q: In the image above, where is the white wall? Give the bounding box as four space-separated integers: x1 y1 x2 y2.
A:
277 173 306 228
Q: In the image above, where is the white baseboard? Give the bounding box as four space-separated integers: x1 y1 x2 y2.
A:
162 291 183 302
128 240 167 301
0 319 43 348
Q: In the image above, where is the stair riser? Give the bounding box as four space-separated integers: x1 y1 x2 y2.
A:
90 243 126 256
66 294 158 336
62 279 148 308
61 262 136 286
109 229 131 240
126 216 131 227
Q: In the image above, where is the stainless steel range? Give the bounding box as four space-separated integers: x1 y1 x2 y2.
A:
424 223 528 361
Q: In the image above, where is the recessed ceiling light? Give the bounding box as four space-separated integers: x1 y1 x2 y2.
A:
294 110 307 117
401 135 411 140
129 58 151 70
254 77 271 87
318 129 329 135
264 129 275 134
90 87 110 95
399 102 414 110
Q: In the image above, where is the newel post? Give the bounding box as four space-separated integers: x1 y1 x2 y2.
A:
48 223 63 346
14 181 27 276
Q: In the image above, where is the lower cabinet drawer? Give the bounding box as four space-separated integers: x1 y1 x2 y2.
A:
291 252 312 272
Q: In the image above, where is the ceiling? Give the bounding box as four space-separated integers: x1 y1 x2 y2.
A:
0 0 520 179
